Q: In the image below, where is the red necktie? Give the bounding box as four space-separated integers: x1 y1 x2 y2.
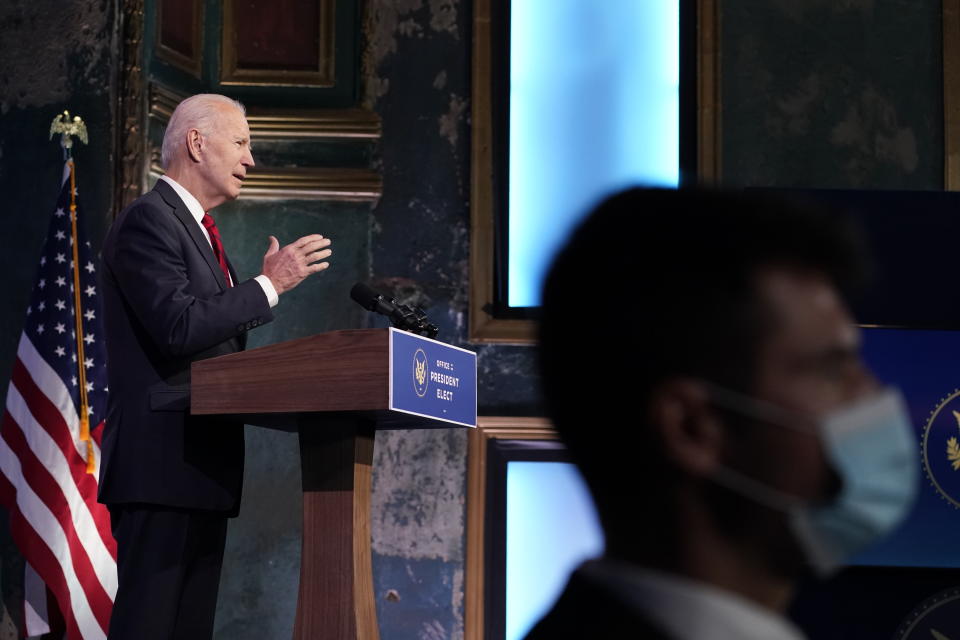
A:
201 213 232 287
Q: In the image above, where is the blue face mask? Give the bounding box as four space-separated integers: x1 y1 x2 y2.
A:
706 386 918 576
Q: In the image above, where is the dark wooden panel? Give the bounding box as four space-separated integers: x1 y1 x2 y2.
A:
222 0 335 86
159 0 195 57
191 329 390 414
236 0 320 71
156 0 202 77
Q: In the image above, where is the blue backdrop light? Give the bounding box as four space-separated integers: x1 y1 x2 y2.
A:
508 0 680 308
506 461 604 640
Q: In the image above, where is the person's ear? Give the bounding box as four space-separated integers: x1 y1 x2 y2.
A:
648 378 725 477
186 128 204 163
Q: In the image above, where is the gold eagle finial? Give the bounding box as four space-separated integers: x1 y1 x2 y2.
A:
49 110 89 150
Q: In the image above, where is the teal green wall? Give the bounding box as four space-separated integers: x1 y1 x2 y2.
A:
212 198 373 637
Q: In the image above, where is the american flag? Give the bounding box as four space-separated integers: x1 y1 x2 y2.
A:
0 159 116 639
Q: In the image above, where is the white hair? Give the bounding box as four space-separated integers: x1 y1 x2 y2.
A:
160 94 246 169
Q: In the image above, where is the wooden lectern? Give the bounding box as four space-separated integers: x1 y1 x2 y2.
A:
191 328 476 640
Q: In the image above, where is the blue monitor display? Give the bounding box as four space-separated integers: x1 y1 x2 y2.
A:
508 1 680 308
505 461 604 640
853 327 960 568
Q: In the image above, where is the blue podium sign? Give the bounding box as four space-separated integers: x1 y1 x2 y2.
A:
389 328 477 427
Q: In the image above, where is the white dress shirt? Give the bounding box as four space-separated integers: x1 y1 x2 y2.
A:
580 559 807 640
158 175 278 307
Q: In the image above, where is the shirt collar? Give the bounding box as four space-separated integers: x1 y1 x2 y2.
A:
579 560 807 640
159 175 205 225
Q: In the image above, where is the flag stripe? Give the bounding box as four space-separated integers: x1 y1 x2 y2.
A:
24 562 51 637
11 358 101 506
0 439 107 639
1 413 113 631
2 399 116 599
17 334 102 471
10 356 115 557
0 471 85 640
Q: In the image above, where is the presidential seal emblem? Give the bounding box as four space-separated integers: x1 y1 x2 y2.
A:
894 587 960 640
413 348 429 397
922 390 960 509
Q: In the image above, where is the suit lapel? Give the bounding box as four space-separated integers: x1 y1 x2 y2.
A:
153 180 229 291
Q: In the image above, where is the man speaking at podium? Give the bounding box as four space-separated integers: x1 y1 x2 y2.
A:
99 94 332 639
530 189 918 639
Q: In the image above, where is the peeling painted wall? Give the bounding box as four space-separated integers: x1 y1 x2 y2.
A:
0 0 116 378
722 0 942 188
362 0 543 637
364 2 479 638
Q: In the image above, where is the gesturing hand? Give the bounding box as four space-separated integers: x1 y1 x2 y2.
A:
260 234 332 295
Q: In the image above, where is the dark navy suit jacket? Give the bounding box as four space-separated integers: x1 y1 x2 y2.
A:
98 179 272 513
524 568 674 639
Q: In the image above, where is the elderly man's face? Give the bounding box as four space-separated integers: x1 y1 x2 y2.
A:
196 103 254 208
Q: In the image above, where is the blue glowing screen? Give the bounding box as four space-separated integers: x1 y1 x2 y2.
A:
508 1 680 308
506 461 605 640
853 327 960 568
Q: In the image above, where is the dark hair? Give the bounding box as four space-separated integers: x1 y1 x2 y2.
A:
537 188 868 510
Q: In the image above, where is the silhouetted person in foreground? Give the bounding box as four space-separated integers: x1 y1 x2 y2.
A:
526 189 918 639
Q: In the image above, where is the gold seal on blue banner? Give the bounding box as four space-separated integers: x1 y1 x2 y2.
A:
922 389 960 509
413 348 429 397
894 587 960 640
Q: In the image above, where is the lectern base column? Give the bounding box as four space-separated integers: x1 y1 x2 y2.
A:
293 414 379 640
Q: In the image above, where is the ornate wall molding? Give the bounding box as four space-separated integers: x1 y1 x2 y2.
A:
147 163 381 202
237 167 381 201
245 109 381 140
149 83 382 140
115 0 148 215
147 81 181 121
163 165 382 202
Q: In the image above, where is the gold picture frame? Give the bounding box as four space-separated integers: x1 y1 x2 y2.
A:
155 0 204 79
468 0 722 344
464 416 558 640
221 0 336 87
945 0 960 189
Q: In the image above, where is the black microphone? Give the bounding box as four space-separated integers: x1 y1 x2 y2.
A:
350 283 439 338
350 282 395 316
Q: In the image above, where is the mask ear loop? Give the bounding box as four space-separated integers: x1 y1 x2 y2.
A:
710 465 805 512
700 381 817 435
701 381 833 504
704 392 838 576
